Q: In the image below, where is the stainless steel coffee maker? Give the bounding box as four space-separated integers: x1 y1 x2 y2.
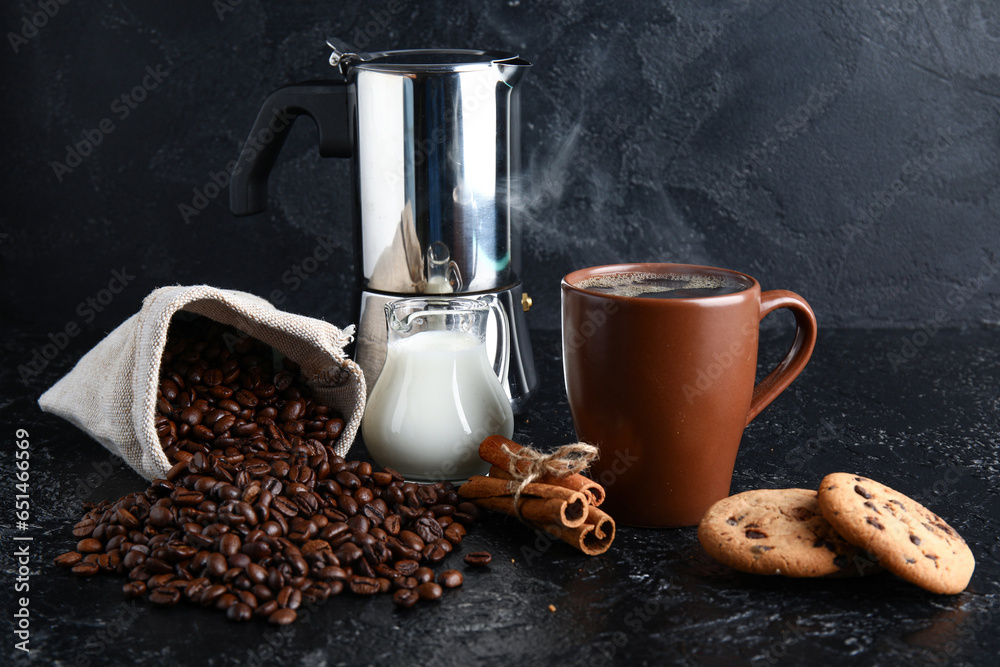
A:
230 41 537 411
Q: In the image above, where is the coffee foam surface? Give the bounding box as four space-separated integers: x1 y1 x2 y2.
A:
576 272 739 297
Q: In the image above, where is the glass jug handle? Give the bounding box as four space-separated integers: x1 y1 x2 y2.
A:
486 295 510 388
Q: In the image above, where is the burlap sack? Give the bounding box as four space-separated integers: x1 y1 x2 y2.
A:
38 285 366 481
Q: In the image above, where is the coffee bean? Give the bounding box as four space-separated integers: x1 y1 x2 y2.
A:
437 570 463 588
54 551 83 568
414 567 435 584
348 576 380 595
444 523 466 545
215 593 239 611
219 533 241 557
394 559 419 576
227 602 253 622
267 608 297 625
149 587 181 606
122 581 146 598
464 551 492 566
416 582 443 600
76 538 103 553
71 562 99 577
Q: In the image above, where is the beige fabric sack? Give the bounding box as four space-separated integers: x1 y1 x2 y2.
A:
39 285 366 481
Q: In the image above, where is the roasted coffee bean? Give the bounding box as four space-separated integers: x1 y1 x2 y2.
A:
71 562 99 577
246 562 268 585
54 551 83 568
415 515 445 543
148 505 173 529
149 587 181 606
414 567 435 585
219 533 241 557
227 602 253 622
437 569 463 588
393 588 419 608
122 581 147 598
76 538 103 554
416 582 443 601
215 593 239 611
277 586 302 610
444 522 467 545
398 530 425 552
348 576 380 596
267 608 297 625
464 551 492 566
394 559 420 576
393 576 418 590
421 543 449 564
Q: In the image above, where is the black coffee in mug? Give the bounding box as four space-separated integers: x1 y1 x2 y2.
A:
575 270 751 299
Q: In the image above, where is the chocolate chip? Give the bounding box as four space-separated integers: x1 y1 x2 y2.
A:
745 529 767 539
790 507 813 522
866 516 885 530
726 517 738 526
854 485 872 499
910 534 921 546
813 538 836 552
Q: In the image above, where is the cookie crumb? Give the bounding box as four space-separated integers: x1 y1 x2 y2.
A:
548 604 556 612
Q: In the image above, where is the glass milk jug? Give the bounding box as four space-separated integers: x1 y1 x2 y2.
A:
362 297 514 482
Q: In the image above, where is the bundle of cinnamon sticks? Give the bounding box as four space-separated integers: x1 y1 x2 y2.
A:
458 436 615 555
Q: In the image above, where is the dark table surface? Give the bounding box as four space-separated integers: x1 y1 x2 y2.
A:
2 327 998 666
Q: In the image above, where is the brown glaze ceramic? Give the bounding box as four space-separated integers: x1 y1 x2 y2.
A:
562 263 817 527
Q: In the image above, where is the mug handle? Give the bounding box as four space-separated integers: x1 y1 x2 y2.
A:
746 290 818 425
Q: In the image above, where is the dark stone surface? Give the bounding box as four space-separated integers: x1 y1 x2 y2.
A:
1 0 999 341
2 327 998 665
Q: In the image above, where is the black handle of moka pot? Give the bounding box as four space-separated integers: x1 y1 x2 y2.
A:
229 81 354 216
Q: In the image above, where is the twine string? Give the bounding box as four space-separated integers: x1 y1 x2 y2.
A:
500 442 599 520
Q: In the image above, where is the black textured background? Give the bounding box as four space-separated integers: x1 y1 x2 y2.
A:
2 0 999 351
2 2 1000 664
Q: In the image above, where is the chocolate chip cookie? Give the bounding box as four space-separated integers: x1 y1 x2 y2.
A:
698 488 878 577
817 473 975 594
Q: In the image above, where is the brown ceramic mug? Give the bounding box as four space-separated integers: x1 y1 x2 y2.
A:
562 263 817 527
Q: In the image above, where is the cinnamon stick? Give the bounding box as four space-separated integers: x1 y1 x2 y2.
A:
480 436 606 507
458 476 588 528
541 506 616 556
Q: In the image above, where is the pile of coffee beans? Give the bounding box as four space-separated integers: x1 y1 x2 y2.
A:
55 317 487 623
